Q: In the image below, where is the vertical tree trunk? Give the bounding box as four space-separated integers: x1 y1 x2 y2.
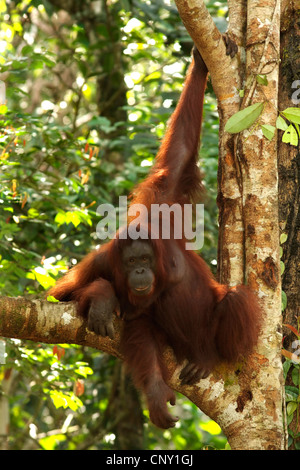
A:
221 0 284 449
278 0 300 449
279 0 300 353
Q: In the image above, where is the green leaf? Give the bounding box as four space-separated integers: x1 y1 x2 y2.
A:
282 290 287 311
282 107 300 124
0 104 7 114
283 359 292 379
34 269 56 289
225 102 264 134
75 365 93 378
46 295 59 303
21 45 33 55
65 211 81 227
261 124 275 141
39 434 66 450
32 60 44 70
27 208 40 218
50 390 69 409
54 212 66 225
276 115 288 131
49 390 83 411
287 401 298 416
280 233 288 244
256 74 268 86
282 125 299 146
42 56 56 68
200 420 222 435
0 0 7 13
295 440 300 451
285 385 300 401
292 367 300 386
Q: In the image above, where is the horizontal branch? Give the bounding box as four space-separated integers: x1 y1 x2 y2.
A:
0 296 122 359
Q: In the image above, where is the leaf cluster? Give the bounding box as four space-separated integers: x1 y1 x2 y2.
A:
224 75 300 146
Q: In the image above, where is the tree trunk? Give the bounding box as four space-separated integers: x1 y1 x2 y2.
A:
278 0 300 449
279 1 300 353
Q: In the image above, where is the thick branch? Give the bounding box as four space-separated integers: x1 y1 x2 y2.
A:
0 296 122 359
174 0 240 101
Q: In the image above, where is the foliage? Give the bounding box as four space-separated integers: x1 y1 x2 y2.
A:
224 75 300 146
0 0 228 450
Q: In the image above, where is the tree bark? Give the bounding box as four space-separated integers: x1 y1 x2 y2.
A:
279 0 300 353
0 296 122 358
279 0 300 449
